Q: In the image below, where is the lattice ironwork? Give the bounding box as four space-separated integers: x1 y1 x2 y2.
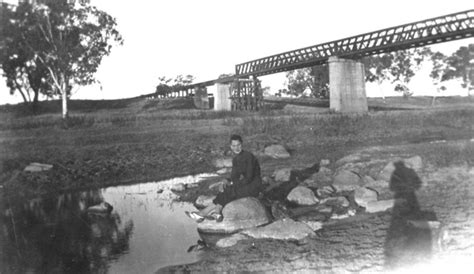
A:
230 79 263 111
236 10 474 77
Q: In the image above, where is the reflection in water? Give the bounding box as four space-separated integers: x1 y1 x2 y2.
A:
1 175 211 273
384 161 438 270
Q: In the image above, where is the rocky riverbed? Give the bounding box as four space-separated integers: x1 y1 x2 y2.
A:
161 140 474 273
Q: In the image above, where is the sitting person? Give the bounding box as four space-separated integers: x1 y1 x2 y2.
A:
186 134 262 222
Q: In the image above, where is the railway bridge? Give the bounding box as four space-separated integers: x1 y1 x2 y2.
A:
151 10 474 112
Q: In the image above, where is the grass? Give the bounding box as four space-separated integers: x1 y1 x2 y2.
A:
0 96 473 199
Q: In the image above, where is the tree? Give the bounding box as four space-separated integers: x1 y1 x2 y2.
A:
285 65 329 98
0 1 123 118
363 47 429 99
427 50 450 106
155 74 195 98
444 44 474 93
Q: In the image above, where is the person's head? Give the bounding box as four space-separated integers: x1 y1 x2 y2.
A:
230 134 243 154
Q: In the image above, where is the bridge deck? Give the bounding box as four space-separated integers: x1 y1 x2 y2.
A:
235 10 474 77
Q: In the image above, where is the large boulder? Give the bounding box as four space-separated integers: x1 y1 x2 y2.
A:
332 170 362 192
197 197 270 234
287 186 319 206
264 145 290 159
242 218 315 241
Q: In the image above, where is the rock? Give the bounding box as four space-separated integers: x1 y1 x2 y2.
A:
194 195 216 209
24 162 53 172
87 202 113 214
362 177 390 197
354 187 378 208
321 196 350 208
287 186 319 206
365 199 396 213
332 170 362 192
271 201 291 220
377 161 397 182
377 156 423 181
296 212 327 223
331 208 356 220
216 168 229 175
264 145 290 159
315 185 336 198
273 168 292 182
216 233 248 248
404 155 423 171
320 159 330 167
197 197 270 234
302 167 333 188
298 219 323 231
242 218 315 241
214 158 233 168
335 154 362 167
171 183 186 192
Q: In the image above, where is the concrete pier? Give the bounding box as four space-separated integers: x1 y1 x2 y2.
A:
215 83 232 111
328 57 368 113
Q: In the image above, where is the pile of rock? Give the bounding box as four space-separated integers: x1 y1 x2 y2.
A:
200 153 432 248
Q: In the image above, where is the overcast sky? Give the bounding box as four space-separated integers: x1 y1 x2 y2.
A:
1 0 473 104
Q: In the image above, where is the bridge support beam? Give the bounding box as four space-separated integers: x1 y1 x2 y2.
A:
328 57 368 113
214 83 232 111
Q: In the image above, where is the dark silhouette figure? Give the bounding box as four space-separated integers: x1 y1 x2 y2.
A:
384 161 437 270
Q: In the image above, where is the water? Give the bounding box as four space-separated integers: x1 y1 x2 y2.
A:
0 174 217 273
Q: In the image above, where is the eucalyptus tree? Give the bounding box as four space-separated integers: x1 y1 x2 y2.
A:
0 1 123 118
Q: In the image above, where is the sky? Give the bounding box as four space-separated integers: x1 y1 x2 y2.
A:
1 0 474 104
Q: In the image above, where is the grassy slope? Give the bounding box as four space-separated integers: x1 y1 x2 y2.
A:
0 96 473 199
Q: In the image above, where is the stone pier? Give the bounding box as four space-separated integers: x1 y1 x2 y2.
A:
328 56 368 113
215 83 232 111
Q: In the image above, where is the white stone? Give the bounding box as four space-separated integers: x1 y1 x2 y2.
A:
24 162 53 172
404 155 423 171
216 168 229 175
315 185 336 198
287 186 319 206
242 218 315 241
197 197 270 234
365 199 396 213
272 168 292 182
354 187 379 208
264 145 290 159
320 159 330 166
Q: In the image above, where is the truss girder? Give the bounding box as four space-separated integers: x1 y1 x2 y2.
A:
235 10 474 77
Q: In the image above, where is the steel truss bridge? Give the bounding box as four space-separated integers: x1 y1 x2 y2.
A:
141 9 474 99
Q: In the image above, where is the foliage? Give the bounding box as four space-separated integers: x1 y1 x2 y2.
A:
285 65 329 98
155 74 195 97
443 44 474 90
363 47 430 98
0 1 123 118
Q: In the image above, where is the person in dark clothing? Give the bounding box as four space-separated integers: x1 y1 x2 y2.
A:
186 134 262 222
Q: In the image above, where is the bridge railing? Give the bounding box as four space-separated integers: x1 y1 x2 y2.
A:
235 9 474 77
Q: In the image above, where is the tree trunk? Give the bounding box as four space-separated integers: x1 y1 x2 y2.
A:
61 74 68 119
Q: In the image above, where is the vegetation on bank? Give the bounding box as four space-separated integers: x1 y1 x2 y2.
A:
0 97 473 199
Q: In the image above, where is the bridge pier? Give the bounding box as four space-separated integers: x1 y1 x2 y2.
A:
328 56 368 113
214 83 232 111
